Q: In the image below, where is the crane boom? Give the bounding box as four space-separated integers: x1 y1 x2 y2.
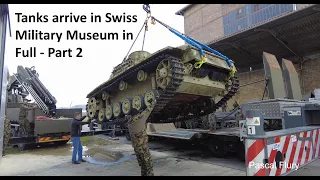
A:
7 66 57 116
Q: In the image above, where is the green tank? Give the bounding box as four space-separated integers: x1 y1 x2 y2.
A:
86 45 239 124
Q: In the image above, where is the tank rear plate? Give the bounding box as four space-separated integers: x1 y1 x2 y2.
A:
184 48 230 70
177 76 226 97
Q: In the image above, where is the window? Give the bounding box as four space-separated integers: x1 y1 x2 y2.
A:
236 9 242 19
253 4 260 12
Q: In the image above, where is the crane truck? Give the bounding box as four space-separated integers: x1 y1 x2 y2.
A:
6 65 83 150
0 4 82 151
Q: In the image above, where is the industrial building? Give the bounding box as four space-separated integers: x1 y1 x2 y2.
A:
176 4 320 109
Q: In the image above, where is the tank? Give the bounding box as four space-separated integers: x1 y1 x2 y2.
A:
86 45 239 124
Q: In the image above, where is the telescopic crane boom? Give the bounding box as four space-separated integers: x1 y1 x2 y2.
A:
7 66 57 116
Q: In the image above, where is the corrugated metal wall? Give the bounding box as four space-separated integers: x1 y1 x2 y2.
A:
0 4 9 158
223 4 297 35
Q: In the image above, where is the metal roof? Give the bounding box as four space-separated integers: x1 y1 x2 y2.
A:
206 4 320 72
175 4 194 16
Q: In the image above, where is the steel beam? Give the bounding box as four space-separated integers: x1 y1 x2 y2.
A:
214 42 260 63
254 28 302 59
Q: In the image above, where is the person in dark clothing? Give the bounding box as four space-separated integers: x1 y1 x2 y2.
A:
71 112 89 164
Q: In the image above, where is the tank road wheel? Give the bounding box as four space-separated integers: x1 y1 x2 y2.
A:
113 102 123 118
144 89 159 110
98 108 106 122
137 70 148 82
132 95 145 111
122 98 133 115
156 59 173 89
101 91 110 101
87 104 96 118
105 105 113 120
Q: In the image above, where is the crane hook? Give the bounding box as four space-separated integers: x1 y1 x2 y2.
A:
143 4 151 14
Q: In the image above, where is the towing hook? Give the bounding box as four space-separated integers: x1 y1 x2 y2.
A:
143 4 151 14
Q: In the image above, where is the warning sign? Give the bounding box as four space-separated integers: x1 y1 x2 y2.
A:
273 143 281 150
246 117 261 126
287 110 301 116
291 135 297 143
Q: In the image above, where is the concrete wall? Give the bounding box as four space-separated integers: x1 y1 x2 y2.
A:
225 54 320 111
183 4 314 43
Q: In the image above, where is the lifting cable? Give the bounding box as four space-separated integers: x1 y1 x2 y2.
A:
142 4 236 77
123 5 151 61
142 18 149 51
142 5 208 69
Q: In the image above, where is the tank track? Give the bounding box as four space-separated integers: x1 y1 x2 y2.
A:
148 57 185 120
149 76 240 124
94 54 182 125
97 54 239 125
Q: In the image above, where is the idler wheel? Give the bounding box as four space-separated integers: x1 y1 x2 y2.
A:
144 89 159 110
88 97 97 105
113 102 123 118
98 108 105 122
156 59 172 89
105 105 113 120
132 95 145 111
122 98 133 115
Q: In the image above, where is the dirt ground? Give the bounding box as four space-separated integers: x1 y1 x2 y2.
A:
0 135 319 176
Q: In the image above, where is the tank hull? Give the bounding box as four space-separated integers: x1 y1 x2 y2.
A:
86 45 239 123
